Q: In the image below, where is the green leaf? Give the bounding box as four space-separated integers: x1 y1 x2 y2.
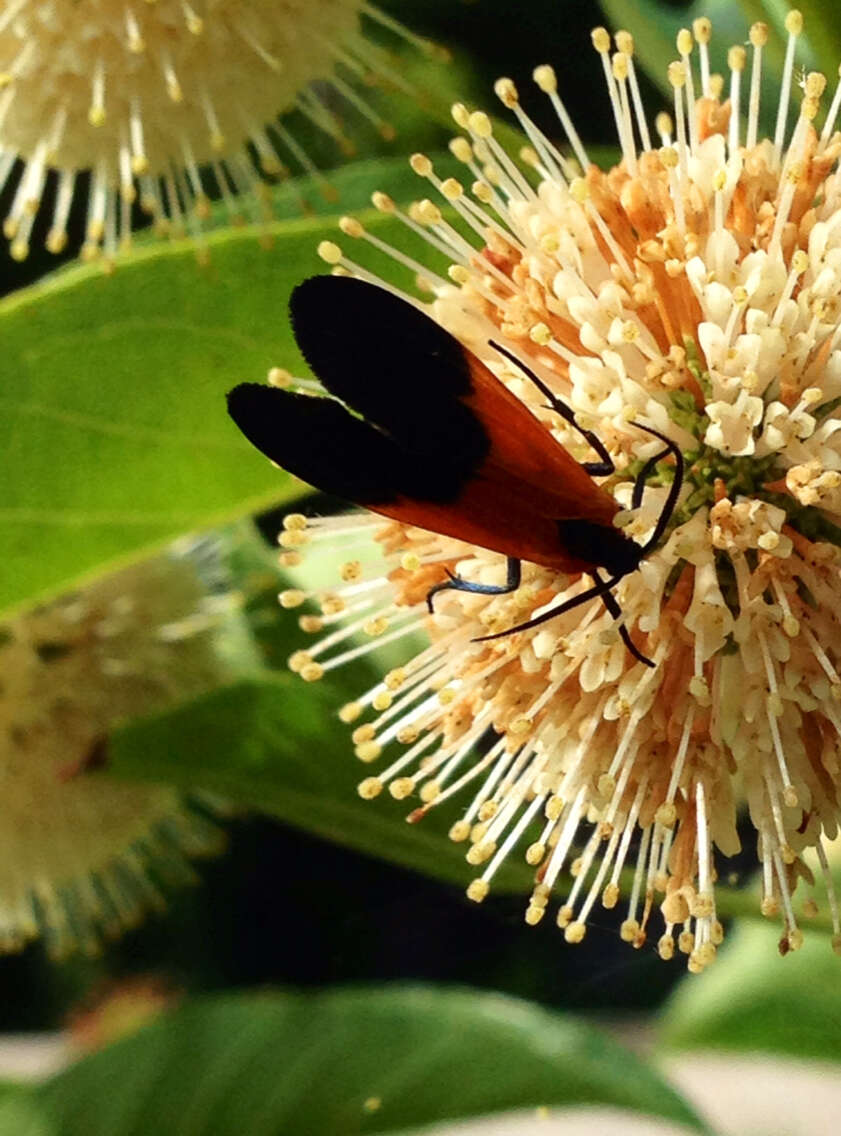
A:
37 987 707 1135
0 154 457 619
659 921 841 1061
0 1084 54 1136
105 675 534 894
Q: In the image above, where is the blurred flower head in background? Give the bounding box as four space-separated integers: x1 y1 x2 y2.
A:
273 10 841 969
0 0 441 264
0 540 248 958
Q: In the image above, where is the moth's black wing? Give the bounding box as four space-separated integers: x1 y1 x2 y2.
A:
227 384 448 504
288 276 488 493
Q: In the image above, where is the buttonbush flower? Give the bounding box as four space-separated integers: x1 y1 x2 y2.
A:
0 542 243 958
275 12 841 968
0 0 438 262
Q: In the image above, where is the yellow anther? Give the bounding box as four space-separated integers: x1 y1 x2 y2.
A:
785 9 803 36
612 52 629 81
440 177 463 200
288 650 311 673
420 781 440 804
656 802 677 828
656 112 674 138
472 181 493 204
88 107 106 128
529 322 552 346
451 102 470 128
692 17 711 44
556 904 573 929
340 559 362 582
658 934 675 960
364 616 389 636
466 841 495 866
545 794 564 820
358 777 383 800
355 740 382 763
279 589 305 609
591 27 611 54
468 111 492 138
620 918 639 943
317 241 342 265
712 168 727 192
614 30 634 55
449 820 471 843
783 614 800 637
372 691 392 713
525 904 545 926
449 136 473 163
532 64 557 93
339 216 364 238
410 152 433 177
46 230 67 255
390 777 415 800
300 662 324 682
569 177 588 204
494 77 519 108
467 879 489 903
339 701 362 724
268 367 293 388
564 921 587 944
805 71 826 100
416 199 442 225
676 28 693 56
602 883 620 909
749 22 768 47
728 45 747 72
659 146 681 172
370 191 393 213
668 60 686 88
384 668 406 690
448 264 470 285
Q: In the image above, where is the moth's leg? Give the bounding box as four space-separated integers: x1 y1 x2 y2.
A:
427 557 521 613
592 569 654 668
489 340 614 475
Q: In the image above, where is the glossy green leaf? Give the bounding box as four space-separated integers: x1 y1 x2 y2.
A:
0 154 457 619
37 987 707 1135
659 921 841 1061
0 1086 53 1136
105 674 534 894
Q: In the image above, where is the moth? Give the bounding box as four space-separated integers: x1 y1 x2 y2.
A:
227 275 683 666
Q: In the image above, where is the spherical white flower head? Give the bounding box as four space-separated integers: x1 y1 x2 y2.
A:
0 0 436 263
0 544 241 958
279 11 841 968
